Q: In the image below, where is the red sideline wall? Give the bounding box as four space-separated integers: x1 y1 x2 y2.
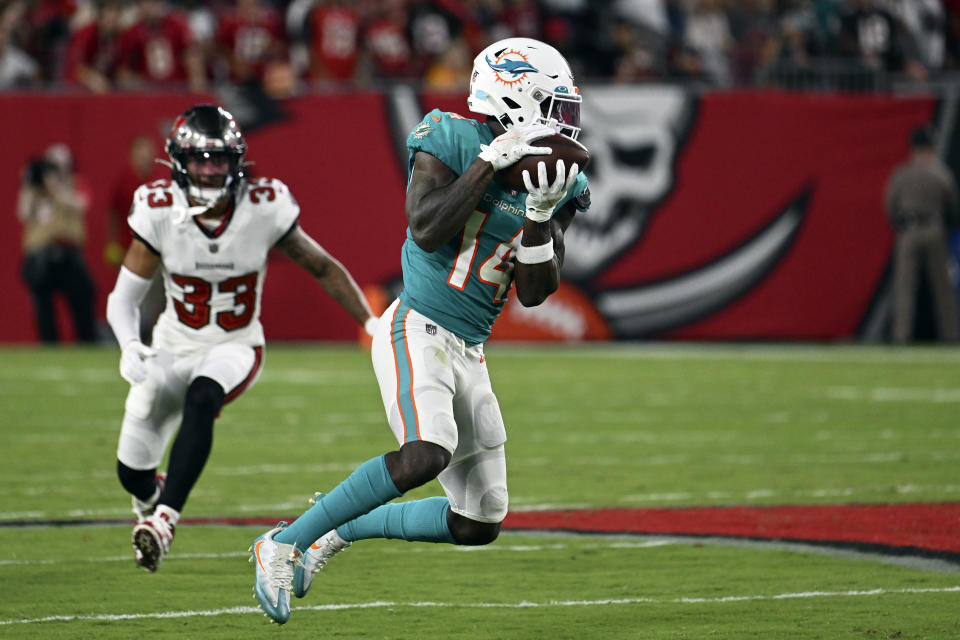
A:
0 92 408 343
0 90 933 343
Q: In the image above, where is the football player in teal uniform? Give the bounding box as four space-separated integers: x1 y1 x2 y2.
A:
251 38 590 624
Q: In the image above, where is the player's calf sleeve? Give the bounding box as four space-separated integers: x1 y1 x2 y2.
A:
275 455 402 551
117 460 159 502
337 496 456 544
158 377 224 512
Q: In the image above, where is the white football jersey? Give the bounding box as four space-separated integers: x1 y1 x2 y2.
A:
128 177 299 356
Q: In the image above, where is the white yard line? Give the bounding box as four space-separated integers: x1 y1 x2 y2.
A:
0 540 671 566
827 386 960 403
1 535 955 575
488 344 960 364
4 480 960 519
2 587 958 626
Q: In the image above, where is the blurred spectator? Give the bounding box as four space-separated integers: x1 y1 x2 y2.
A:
759 4 817 87
499 0 542 40
781 0 833 55
63 0 124 93
684 0 733 86
115 0 207 92
17 144 97 344
2 0 958 90
727 0 779 85
0 3 40 88
215 0 287 86
22 0 77 83
105 135 163 267
664 0 686 35
885 0 946 77
283 0 314 79
812 0 842 42
181 0 219 83
778 0 842 56
537 0 596 78
422 36 471 90
614 0 669 36
837 0 908 74
610 18 670 82
363 0 415 80
885 125 960 344
407 0 463 74
305 0 361 83
181 0 219 48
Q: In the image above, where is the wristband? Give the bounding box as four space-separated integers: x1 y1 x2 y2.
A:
364 316 379 337
516 239 555 264
525 207 553 223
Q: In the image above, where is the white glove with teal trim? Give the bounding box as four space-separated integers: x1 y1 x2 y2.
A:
478 123 555 171
522 159 579 223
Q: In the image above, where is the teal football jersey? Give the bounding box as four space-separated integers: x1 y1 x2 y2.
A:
400 109 589 344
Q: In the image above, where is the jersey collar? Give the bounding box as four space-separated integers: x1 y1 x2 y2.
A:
192 198 236 239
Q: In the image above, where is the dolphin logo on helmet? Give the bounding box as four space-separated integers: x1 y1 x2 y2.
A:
468 38 582 140
485 55 539 78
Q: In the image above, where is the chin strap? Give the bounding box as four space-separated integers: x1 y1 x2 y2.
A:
173 183 230 223
157 156 244 223
172 204 212 224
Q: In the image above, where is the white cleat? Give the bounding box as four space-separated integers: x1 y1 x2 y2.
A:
251 523 300 624
132 509 175 572
292 528 351 598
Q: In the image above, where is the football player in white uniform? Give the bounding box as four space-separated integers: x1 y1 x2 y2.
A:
106 105 378 572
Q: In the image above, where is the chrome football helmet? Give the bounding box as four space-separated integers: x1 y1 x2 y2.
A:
164 105 247 208
467 37 582 140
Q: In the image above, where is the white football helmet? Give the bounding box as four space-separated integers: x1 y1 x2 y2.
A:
468 38 582 140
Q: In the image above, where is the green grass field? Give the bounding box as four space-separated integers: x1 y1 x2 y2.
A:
1 343 959 638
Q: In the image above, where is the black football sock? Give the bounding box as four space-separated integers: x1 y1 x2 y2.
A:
158 376 225 513
117 460 159 502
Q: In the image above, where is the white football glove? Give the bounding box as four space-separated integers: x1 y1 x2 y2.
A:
120 340 157 385
522 159 580 223
478 123 555 171
363 316 379 337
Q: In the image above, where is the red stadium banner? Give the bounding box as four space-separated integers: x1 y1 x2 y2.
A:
0 88 936 343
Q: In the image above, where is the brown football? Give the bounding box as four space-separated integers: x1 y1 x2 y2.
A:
495 134 590 193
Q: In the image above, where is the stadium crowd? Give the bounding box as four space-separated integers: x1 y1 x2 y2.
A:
0 0 958 94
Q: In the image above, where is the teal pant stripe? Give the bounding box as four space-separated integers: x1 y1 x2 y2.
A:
391 300 419 443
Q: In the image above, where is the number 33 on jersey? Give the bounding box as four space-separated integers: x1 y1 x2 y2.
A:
128 176 299 355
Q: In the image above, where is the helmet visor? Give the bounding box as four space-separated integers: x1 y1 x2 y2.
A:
550 95 581 129
540 93 581 139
